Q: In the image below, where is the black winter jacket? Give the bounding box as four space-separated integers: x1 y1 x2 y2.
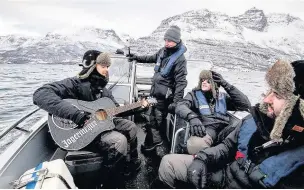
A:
136 42 187 104
175 84 251 139
194 104 304 188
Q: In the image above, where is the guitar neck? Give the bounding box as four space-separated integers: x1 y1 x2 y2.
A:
106 101 142 116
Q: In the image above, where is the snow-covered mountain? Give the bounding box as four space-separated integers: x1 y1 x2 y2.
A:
0 8 303 70
0 27 125 64
130 8 304 70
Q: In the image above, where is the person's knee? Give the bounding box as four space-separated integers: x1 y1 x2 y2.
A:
158 155 175 181
187 135 213 154
114 134 128 156
128 123 137 141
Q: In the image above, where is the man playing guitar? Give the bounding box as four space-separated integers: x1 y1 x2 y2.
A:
33 50 149 183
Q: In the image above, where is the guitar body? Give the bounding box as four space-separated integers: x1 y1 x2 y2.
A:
48 97 116 151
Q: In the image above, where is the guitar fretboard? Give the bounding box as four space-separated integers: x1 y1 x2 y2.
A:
105 101 142 116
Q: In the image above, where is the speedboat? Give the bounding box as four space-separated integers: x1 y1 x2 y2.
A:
0 56 249 189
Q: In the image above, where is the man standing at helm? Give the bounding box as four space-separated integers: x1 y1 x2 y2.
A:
127 25 188 154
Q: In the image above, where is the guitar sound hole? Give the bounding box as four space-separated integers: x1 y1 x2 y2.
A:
95 110 108 120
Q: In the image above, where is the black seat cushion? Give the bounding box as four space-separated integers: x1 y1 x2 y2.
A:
65 151 101 161
64 151 104 175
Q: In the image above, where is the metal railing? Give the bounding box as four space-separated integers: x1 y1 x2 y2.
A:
0 108 40 140
170 115 190 154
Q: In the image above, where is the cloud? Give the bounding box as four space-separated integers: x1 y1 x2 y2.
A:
0 0 304 38
0 17 41 36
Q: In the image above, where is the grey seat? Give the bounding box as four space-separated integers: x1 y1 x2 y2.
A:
168 114 190 154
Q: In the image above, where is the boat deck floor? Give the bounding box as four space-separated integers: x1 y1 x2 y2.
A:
125 123 170 189
73 121 170 189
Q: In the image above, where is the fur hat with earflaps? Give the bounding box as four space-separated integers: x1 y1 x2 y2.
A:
194 70 218 99
259 60 304 142
78 51 111 79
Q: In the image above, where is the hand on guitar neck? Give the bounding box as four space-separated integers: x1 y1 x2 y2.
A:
75 97 155 127
141 98 151 108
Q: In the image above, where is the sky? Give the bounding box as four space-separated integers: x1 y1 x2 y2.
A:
1 0 304 38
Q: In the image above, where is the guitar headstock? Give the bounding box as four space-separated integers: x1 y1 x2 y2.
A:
142 97 157 107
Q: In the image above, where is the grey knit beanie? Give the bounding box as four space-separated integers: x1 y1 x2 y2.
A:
164 25 181 43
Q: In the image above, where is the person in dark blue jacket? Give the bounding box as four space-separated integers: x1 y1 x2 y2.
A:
175 70 251 154
157 60 304 188
128 25 188 153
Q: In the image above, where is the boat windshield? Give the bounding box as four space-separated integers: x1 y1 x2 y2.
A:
107 56 135 105
108 57 131 83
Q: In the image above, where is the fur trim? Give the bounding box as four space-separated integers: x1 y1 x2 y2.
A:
265 60 295 99
77 64 96 79
259 102 268 115
96 52 111 66
259 90 272 114
270 95 299 141
300 99 304 119
195 70 218 99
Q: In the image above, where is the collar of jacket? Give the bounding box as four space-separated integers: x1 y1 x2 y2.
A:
80 74 107 95
164 41 183 56
254 98 304 143
89 73 108 89
250 104 274 141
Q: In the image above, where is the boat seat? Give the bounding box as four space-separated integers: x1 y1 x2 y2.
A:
64 151 104 175
50 148 104 174
63 150 105 188
50 148 68 161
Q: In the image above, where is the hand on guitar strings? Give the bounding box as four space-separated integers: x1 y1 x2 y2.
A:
75 111 91 128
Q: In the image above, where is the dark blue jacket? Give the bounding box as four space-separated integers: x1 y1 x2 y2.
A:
195 102 304 188
135 42 187 104
175 85 251 139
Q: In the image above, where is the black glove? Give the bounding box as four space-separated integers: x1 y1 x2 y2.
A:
211 71 229 88
74 110 91 128
168 103 176 114
126 53 137 62
187 159 208 189
189 117 206 137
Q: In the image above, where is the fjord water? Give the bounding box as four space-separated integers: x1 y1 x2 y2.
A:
0 62 265 154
